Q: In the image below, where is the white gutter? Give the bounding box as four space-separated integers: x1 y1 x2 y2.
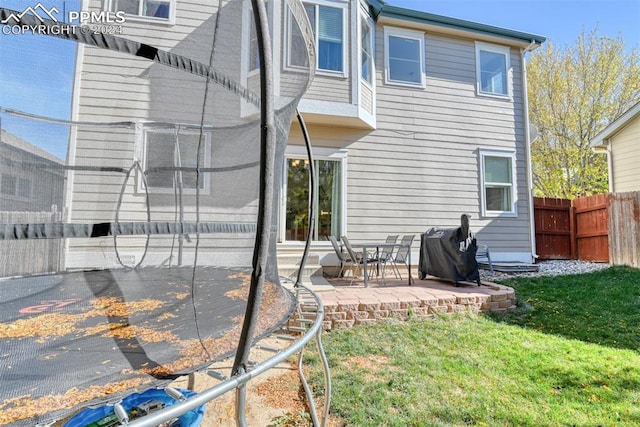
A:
521 40 539 263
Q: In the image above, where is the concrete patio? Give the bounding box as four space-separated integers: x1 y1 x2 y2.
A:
304 274 516 330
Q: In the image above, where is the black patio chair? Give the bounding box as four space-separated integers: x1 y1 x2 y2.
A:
389 234 415 280
341 235 377 285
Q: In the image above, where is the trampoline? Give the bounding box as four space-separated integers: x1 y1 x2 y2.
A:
0 267 293 425
0 1 329 426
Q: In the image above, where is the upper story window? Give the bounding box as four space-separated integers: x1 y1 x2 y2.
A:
288 1 347 75
475 42 511 97
246 1 272 73
142 129 211 194
360 15 374 85
109 0 174 22
480 149 517 216
384 27 425 87
248 12 260 73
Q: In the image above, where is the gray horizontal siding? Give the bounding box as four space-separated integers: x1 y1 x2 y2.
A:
612 118 640 192
361 82 374 114
335 22 531 255
305 75 351 103
69 0 257 267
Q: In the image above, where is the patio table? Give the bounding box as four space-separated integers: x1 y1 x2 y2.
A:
351 242 413 287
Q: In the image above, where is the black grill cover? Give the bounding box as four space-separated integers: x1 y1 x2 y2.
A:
418 214 481 286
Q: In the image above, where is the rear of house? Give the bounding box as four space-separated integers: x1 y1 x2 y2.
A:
279 1 545 276
65 0 545 276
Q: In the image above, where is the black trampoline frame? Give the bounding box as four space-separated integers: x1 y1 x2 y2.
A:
0 0 331 425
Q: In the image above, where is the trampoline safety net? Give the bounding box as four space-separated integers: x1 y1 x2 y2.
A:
0 1 314 425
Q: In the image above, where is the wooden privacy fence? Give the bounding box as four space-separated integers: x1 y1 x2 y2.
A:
608 192 640 268
0 208 65 277
533 197 572 260
574 194 609 262
534 192 640 267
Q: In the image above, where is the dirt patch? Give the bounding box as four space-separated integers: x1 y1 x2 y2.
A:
51 340 339 426
170 342 343 427
342 355 391 370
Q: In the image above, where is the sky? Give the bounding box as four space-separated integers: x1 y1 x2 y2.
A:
389 0 640 52
0 0 80 159
0 0 638 160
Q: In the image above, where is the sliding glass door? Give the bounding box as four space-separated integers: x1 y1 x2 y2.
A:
283 157 341 241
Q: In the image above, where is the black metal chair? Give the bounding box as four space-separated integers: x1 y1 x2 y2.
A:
389 234 415 280
379 234 399 280
341 235 377 285
476 244 494 273
327 235 348 278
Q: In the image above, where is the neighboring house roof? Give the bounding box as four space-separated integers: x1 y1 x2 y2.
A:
368 0 546 48
590 101 640 148
1 129 65 164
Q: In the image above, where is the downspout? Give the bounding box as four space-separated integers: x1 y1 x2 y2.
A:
521 40 538 263
606 143 614 193
594 142 614 192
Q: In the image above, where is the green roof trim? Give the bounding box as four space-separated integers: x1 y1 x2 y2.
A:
368 1 546 45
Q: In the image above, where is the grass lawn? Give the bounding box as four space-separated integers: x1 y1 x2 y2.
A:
301 266 640 427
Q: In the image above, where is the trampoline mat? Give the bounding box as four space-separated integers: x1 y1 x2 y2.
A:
0 266 295 426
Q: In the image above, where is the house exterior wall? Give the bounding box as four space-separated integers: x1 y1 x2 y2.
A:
69 0 539 267
351 32 530 253
285 13 536 263
67 0 261 268
0 131 65 213
610 117 640 192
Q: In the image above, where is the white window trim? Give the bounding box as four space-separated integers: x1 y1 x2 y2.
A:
359 10 375 89
285 0 349 78
0 173 32 200
383 26 425 88
139 128 212 195
475 41 511 99
242 0 275 77
240 0 279 119
241 1 260 77
479 148 518 217
279 147 348 243
106 0 176 25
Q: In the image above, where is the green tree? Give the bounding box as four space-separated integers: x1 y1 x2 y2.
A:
527 29 640 199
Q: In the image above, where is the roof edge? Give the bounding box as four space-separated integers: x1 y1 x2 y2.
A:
369 1 546 46
590 101 640 148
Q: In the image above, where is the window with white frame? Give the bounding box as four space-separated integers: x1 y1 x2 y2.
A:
0 174 31 198
109 0 173 21
360 14 374 85
282 152 345 242
480 150 517 216
475 42 510 97
0 174 16 196
245 0 272 74
248 12 260 73
384 27 424 86
143 129 210 194
288 1 346 74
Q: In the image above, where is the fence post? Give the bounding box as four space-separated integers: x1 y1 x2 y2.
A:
569 204 577 259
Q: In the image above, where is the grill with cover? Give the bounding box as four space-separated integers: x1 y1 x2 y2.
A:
418 214 481 286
